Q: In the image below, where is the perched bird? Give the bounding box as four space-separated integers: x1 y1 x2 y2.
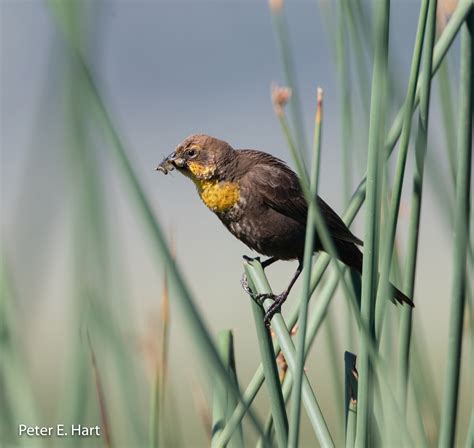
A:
157 134 413 327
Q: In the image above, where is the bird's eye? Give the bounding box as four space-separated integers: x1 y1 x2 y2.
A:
187 148 197 158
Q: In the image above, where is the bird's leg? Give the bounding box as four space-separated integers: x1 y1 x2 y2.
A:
261 257 278 269
241 256 278 295
260 260 303 328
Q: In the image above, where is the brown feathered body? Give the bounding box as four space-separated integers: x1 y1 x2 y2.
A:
215 149 363 269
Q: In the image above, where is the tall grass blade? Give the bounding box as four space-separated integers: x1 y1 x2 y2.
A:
439 9 473 447
356 0 390 445
336 3 354 203
212 330 236 445
150 270 171 448
344 352 358 448
397 0 438 414
224 335 244 448
289 88 324 447
344 352 358 429
247 288 288 448
87 332 113 448
467 410 474 448
374 0 429 339
257 371 293 448
0 255 41 446
345 400 357 448
269 0 308 157
437 61 457 185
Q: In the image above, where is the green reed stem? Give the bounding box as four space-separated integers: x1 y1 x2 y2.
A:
150 272 170 448
270 2 308 158
336 5 354 203
467 410 474 448
87 332 113 448
258 371 294 448
344 351 357 430
245 260 335 448
226 336 244 448
356 0 390 445
279 115 310 184
212 330 237 446
397 0 437 414
0 256 41 444
374 0 429 339
247 280 288 448
345 401 357 448
345 0 371 119
439 9 473 447
289 89 324 447
437 61 457 186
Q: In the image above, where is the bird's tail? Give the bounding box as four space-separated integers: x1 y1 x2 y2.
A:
392 285 414 307
335 240 414 307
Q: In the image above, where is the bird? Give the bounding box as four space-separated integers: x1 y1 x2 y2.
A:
156 134 414 327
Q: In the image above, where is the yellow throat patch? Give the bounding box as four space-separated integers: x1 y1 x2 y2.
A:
195 179 240 213
185 162 240 212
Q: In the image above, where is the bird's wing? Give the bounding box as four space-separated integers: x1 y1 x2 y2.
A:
316 196 363 246
242 155 308 223
242 152 363 246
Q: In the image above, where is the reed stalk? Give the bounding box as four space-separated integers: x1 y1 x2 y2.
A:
439 9 473 447
269 0 308 157
212 330 237 445
87 332 113 448
150 272 171 448
245 260 335 448
356 0 390 445
397 0 438 413
247 280 288 447
289 88 324 447
374 0 429 339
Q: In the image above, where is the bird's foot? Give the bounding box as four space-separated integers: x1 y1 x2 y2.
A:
241 256 262 295
240 273 253 296
254 292 275 306
252 292 287 329
241 275 275 308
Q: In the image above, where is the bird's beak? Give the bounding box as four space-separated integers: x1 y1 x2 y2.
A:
155 152 186 174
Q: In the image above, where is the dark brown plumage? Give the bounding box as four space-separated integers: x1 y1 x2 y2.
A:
157 134 413 326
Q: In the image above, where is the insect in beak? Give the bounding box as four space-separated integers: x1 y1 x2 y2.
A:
156 152 186 174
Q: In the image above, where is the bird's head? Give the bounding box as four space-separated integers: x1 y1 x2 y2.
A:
156 134 233 181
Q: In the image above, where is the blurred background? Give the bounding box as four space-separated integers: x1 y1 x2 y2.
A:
1 0 472 446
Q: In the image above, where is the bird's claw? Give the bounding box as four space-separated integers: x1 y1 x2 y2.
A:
240 273 253 295
253 293 279 328
263 300 281 329
262 293 288 329
255 293 275 303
